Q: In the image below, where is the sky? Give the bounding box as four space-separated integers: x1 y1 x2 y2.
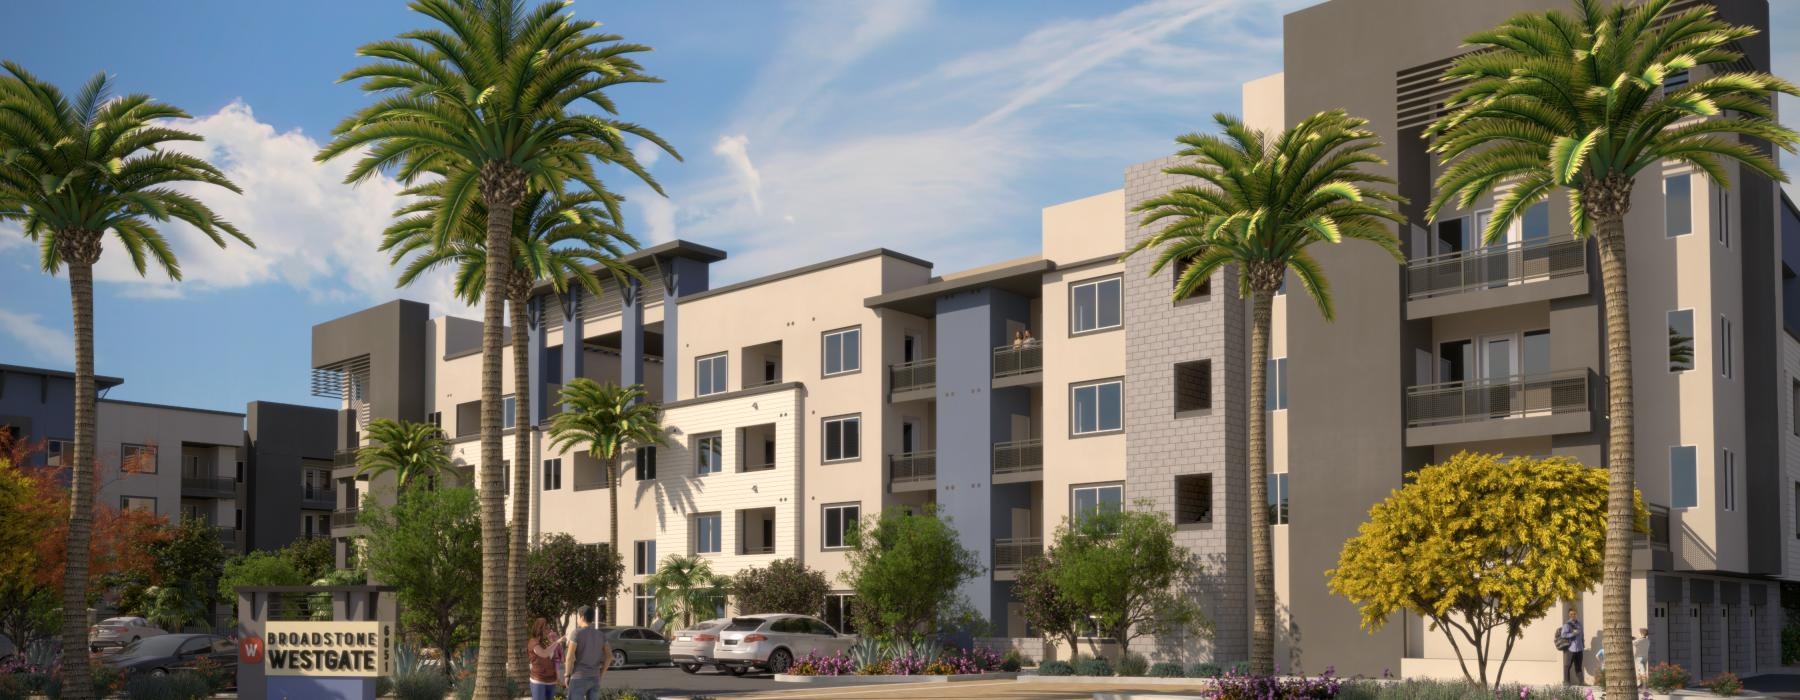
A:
0 0 1795 414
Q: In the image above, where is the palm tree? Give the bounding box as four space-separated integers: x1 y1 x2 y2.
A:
1425 3 1797 696
545 379 665 623
643 554 730 630
383 180 641 681
1126 110 1405 673
355 418 456 491
317 1 675 693
0 65 249 700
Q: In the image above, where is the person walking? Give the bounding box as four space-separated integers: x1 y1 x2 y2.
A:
1634 627 1651 683
564 606 611 700
1557 608 1585 685
527 618 562 700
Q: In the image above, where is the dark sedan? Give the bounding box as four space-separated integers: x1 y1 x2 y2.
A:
103 634 236 681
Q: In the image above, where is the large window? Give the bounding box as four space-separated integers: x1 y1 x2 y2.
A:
502 395 516 427
1268 473 1290 525
696 353 728 397
694 513 722 554
634 584 655 626
1071 380 1123 435
1669 310 1695 372
634 540 657 576
1671 446 1697 509
46 439 68 468
1521 201 1550 241
122 443 157 474
121 495 156 513
1071 276 1123 334
823 503 860 550
1791 379 1799 436
1719 315 1734 379
1072 483 1123 523
822 328 862 376
695 435 723 475
1265 358 1289 411
1722 448 1737 512
1665 174 1692 237
1175 474 1213 525
635 446 657 480
823 415 861 462
1174 360 1212 415
824 593 856 634
542 458 562 491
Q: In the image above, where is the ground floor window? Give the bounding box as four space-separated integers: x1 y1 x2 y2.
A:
634 584 655 627
823 593 855 634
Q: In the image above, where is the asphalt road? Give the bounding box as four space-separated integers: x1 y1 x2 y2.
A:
594 667 1217 699
596 664 880 697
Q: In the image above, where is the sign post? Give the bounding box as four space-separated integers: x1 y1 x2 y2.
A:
234 586 398 700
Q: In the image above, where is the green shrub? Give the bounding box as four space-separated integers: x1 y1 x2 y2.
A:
391 671 452 700
1786 625 1800 665
1707 672 1742 697
1038 659 1074 676
999 657 1021 672
122 672 212 700
1232 660 1252 675
1115 653 1148 677
376 675 394 697
1000 648 1031 671
1646 663 1691 693
1074 657 1114 677
1187 662 1223 678
1149 661 1185 678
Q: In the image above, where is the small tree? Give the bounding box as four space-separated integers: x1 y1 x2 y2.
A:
218 551 307 602
356 418 456 490
1015 550 1082 657
1048 508 1203 656
278 537 337 583
841 506 982 641
733 559 830 617
526 534 623 631
1328 452 1648 687
141 518 230 631
645 554 731 630
361 486 482 677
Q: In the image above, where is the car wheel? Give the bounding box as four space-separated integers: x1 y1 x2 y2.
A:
767 648 793 675
130 636 139 643
727 665 747 676
611 649 627 668
149 668 167 677
680 663 702 674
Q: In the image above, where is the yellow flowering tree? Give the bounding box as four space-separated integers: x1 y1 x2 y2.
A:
1327 452 1646 687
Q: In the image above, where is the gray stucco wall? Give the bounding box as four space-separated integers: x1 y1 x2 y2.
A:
245 401 336 551
0 367 86 465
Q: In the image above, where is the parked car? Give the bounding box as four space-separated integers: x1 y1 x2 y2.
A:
670 618 730 674
601 626 670 668
713 614 854 675
102 634 236 682
89 617 164 653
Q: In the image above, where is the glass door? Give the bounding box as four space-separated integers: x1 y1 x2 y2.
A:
1481 335 1517 418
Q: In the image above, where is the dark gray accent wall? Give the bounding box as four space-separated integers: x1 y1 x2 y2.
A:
660 256 711 402
244 401 335 551
311 299 429 450
619 277 646 387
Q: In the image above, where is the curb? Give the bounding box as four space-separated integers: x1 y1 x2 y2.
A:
773 671 1018 684
1019 675 1218 686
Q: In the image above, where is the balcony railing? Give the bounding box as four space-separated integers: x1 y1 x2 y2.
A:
993 537 1043 571
181 475 237 497
741 460 776 473
740 544 776 555
992 439 1043 477
889 451 937 487
992 345 1043 379
889 358 936 394
331 509 359 528
1405 369 1592 429
1407 238 1586 301
214 527 241 550
334 448 359 468
301 488 337 509
743 377 783 389
1637 504 1671 550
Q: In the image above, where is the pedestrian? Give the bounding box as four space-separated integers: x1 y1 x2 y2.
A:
1634 627 1651 683
1557 608 1585 685
527 617 561 700
564 605 612 700
1011 330 1024 350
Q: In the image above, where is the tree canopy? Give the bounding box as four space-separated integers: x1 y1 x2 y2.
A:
1047 508 1204 656
526 533 622 631
732 558 830 618
361 486 483 672
840 506 983 642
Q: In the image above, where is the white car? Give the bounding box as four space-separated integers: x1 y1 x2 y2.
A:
89 617 164 653
670 618 730 674
713 614 854 675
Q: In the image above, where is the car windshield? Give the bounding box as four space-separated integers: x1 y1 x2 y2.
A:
118 636 188 658
724 617 765 632
683 620 726 633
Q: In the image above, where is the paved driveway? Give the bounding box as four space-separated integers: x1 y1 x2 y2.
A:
597 665 894 697
1742 674 1800 699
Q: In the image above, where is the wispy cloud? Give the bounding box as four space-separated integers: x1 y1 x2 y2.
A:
0 308 72 364
712 134 764 215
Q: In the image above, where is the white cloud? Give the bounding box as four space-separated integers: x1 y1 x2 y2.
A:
632 138 662 169
0 308 72 364
712 134 763 215
633 188 678 244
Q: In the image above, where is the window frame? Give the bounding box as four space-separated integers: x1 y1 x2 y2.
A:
824 593 856 635
634 539 657 576
1668 309 1696 373
1069 275 1124 335
1265 357 1290 411
542 458 563 491
121 443 158 474
635 446 658 480
821 327 863 377
501 395 517 428
1665 173 1693 238
1671 445 1698 509
1268 473 1290 525
696 352 729 397
1070 379 1124 437
634 583 656 627
1070 482 1124 524
1174 473 1213 526
822 503 860 550
120 495 157 513
822 414 862 463
1722 448 1736 512
694 434 724 475
693 512 722 555
1719 315 1733 379
1173 360 1213 416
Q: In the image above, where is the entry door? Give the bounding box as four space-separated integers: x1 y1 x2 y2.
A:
903 334 920 364
1477 209 1509 287
1720 606 1731 673
1689 606 1702 674
901 421 917 454
1651 604 1669 667
1481 335 1518 417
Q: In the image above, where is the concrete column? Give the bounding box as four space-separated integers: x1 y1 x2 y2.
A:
620 277 645 388
528 295 547 425
659 257 709 401
560 287 584 399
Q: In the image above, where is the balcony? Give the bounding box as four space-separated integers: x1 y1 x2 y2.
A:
334 448 359 469
1635 504 1673 570
181 475 237 498
991 439 1043 484
301 487 336 510
888 358 936 402
1405 239 1588 319
888 451 936 493
992 345 1043 388
214 527 242 551
1404 369 1595 446
992 537 1042 580
331 509 360 528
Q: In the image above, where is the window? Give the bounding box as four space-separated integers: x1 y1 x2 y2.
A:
1266 358 1289 411
120 495 156 513
1175 474 1213 525
1072 484 1123 523
1792 379 1799 436
502 461 510 495
1719 315 1733 378
1719 189 1731 247
455 400 479 437
1268 473 1290 525
1665 174 1692 237
694 513 722 554
46 439 68 468
822 328 862 376
1172 258 1211 297
1071 380 1123 435
1668 310 1695 372
823 503 860 549
1174 360 1212 414
1071 276 1123 333
502 395 516 427
1671 446 1698 509
1794 482 1799 539
695 435 723 475
1663 69 1689 96
823 415 861 462
1721 448 1736 512
635 446 657 480
634 540 657 576
121 443 157 474
634 584 655 626
1522 329 1551 376
542 458 562 491
1521 201 1550 241
824 593 855 634
236 460 245 482
696 353 728 396
427 411 442 430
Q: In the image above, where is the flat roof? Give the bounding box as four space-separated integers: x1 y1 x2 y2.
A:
99 397 245 418
0 363 124 389
863 258 1054 317
529 239 729 296
678 248 933 304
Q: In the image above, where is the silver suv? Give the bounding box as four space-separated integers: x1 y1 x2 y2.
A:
712 614 854 674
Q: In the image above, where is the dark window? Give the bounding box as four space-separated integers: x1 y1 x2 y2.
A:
634 540 657 576
823 416 860 462
1071 276 1123 333
1267 473 1289 525
1438 340 1472 383
1663 69 1689 96
823 504 859 549
695 435 723 475
1264 359 1288 411
824 594 855 634
634 584 655 626
1666 174 1692 237
1669 310 1695 372
1176 474 1212 525
1174 360 1212 414
1791 379 1799 436
635 446 657 480
1671 446 1697 509
455 400 480 438
543 458 563 491
823 328 862 376
1172 258 1211 298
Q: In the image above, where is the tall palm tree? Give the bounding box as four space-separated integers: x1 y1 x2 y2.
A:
545 379 665 623
643 554 730 630
383 180 641 681
1126 110 1405 673
355 418 457 490
0 65 249 700
317 1 674 693
1425 3 1796 696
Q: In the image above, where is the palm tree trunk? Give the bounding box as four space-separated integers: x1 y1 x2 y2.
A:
1595 215 1638 700
475 197 514 700
59 260 97 700
608 453 620 625
508 291 532 687
1248 288 1275 675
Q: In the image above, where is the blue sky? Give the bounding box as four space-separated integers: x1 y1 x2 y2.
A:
0 0 1795 413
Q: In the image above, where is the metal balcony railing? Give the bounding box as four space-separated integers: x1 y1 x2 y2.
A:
992 439 1044 476
334 449 359 468
740 544 776 555
992 345 1043 379
331 509 359 528
889 451 937 487
1404 369 1593 429
993 537 1043 571
743 377 783 389
1406 238 1586 301
741 460 776 473
181 475 237 496
889 358 936 394
1637 504 1671 550
301 488 337 509
214 527 241 550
